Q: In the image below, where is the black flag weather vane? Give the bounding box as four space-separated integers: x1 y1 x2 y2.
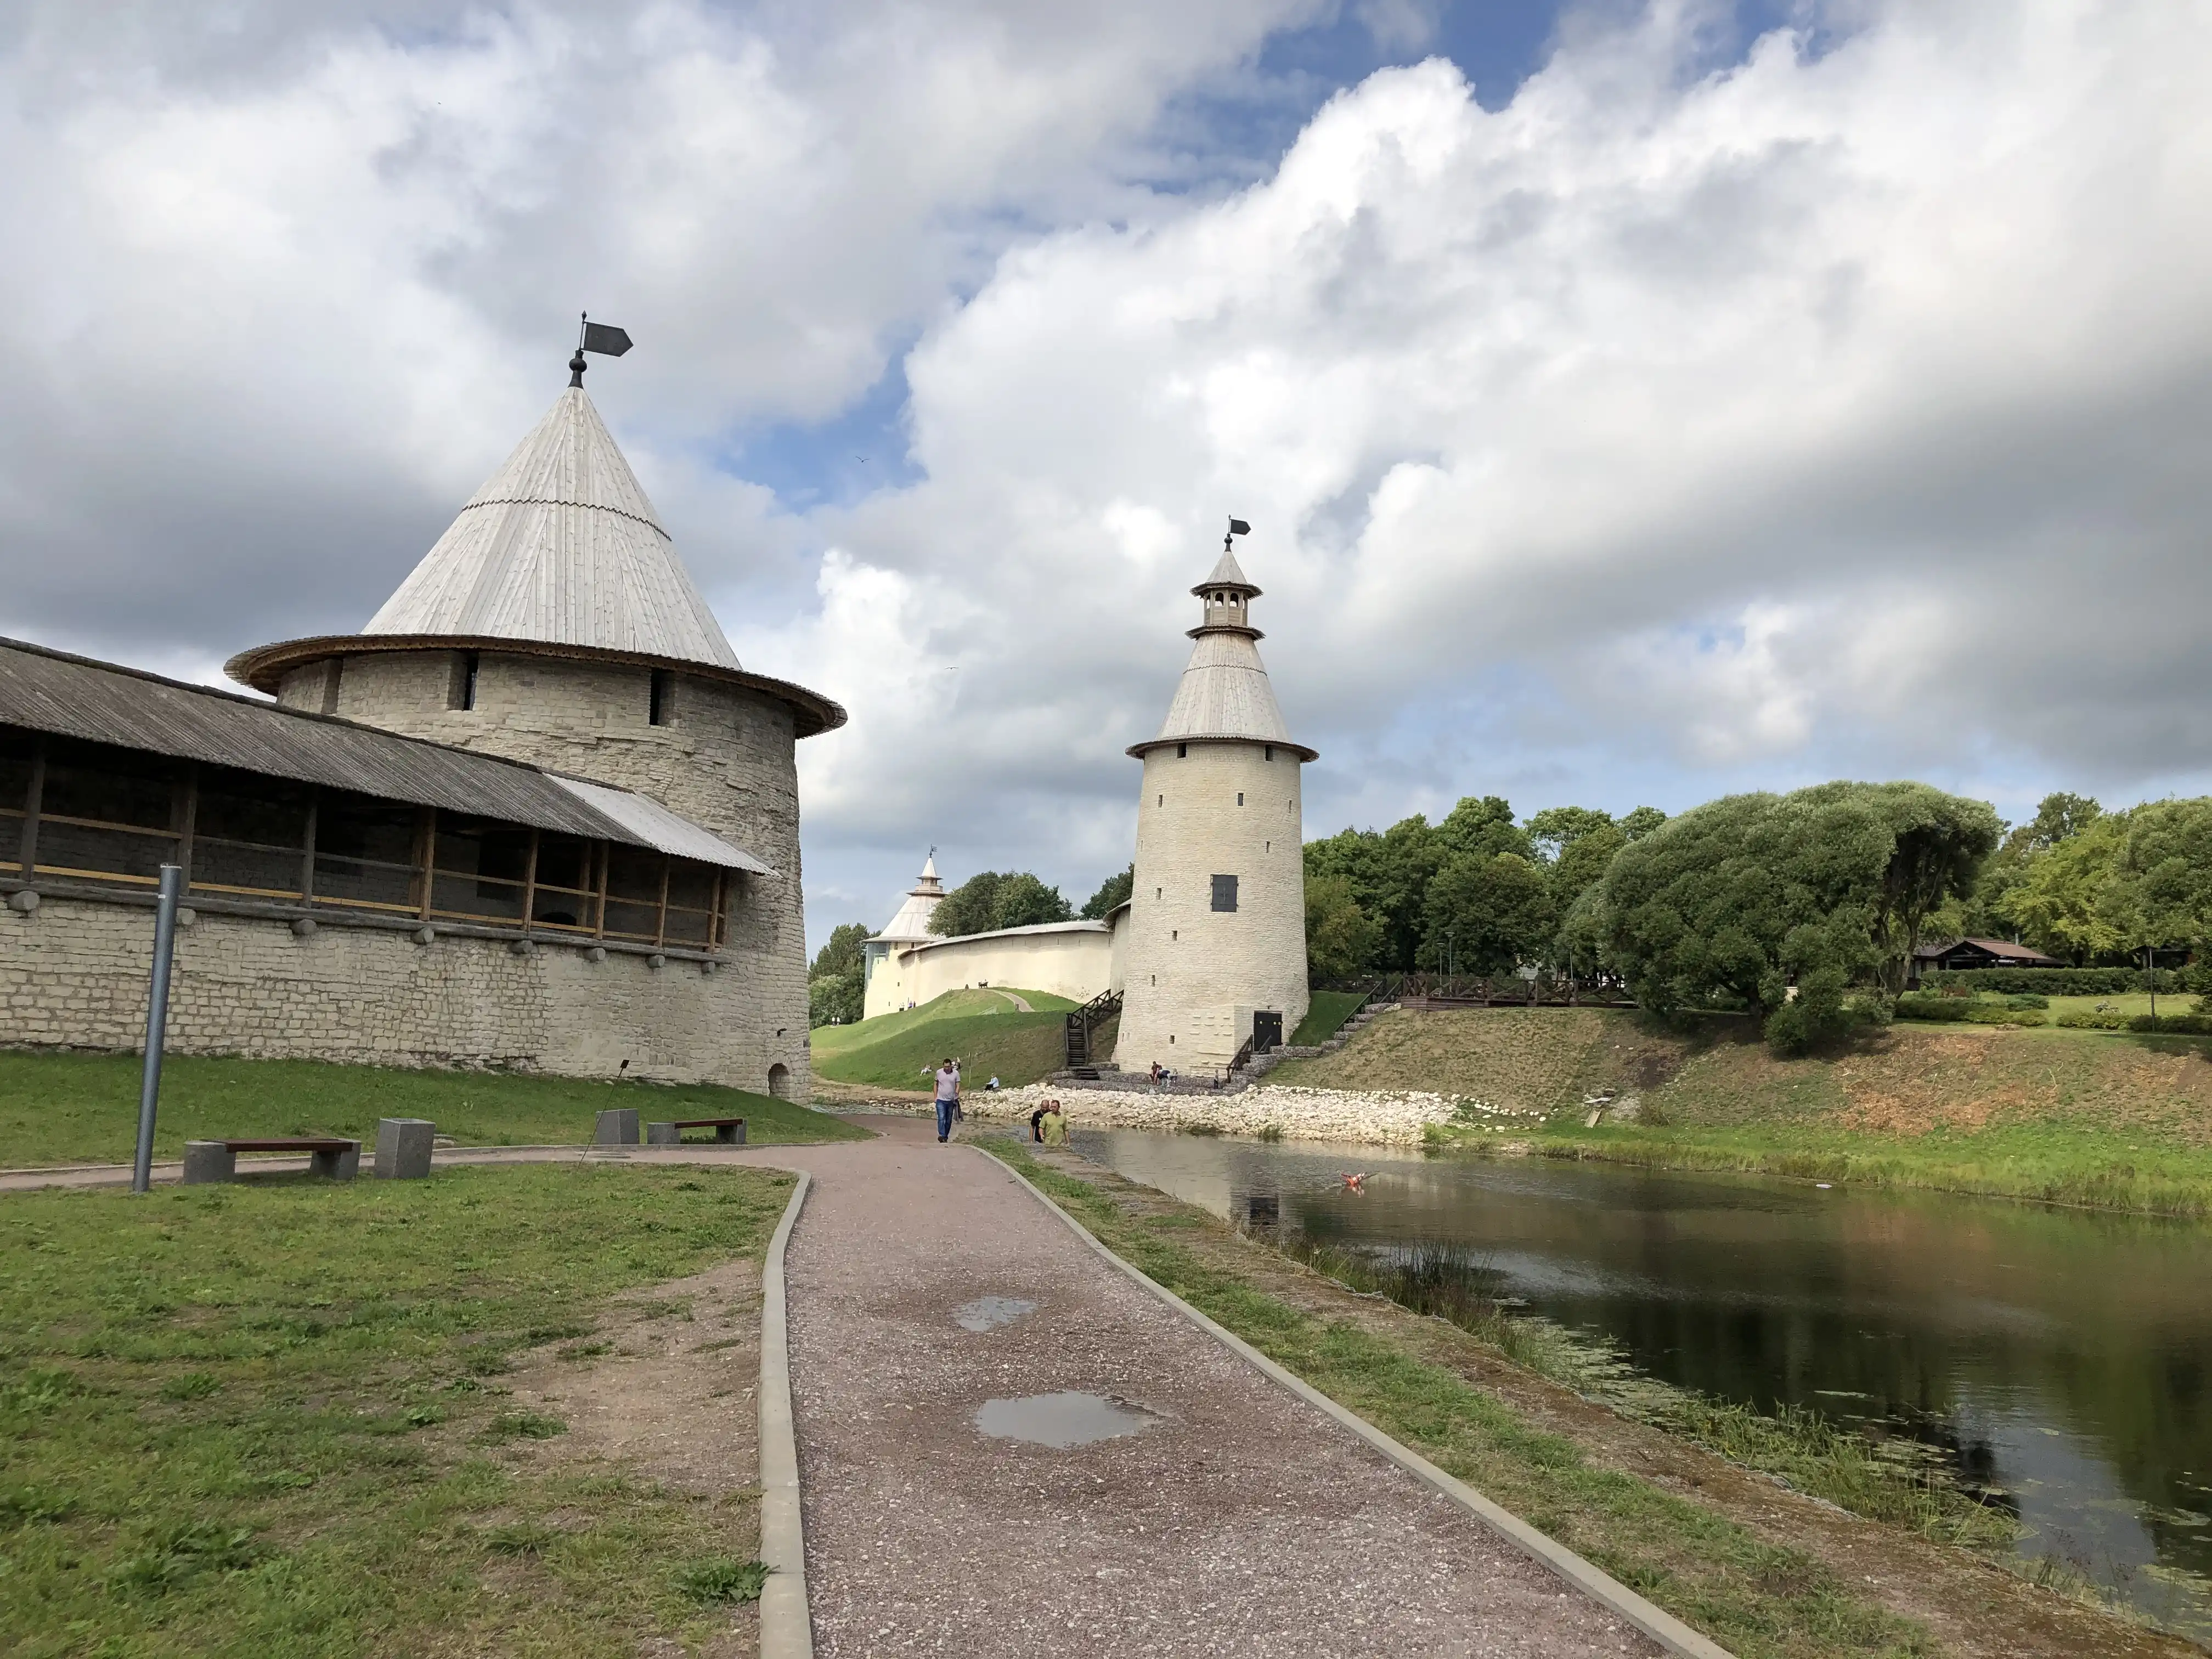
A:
568 312 633 386
1224 515 1250 552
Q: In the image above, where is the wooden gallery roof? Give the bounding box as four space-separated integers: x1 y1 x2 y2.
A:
0 636 774 874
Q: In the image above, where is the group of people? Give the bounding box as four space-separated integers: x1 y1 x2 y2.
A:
929 1055 1066 1146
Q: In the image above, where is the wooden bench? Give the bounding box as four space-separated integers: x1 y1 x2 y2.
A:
646 1116 747 1147
183 1137 361 1184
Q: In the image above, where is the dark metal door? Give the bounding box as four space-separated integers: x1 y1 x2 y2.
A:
1253 1011 1283 1053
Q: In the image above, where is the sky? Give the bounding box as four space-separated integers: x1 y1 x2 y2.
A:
2 0 2209 953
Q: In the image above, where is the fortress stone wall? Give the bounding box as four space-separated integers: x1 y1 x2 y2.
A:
0 895 783 1087
279 648 812 1097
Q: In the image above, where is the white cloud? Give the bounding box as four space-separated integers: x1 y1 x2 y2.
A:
814 0 2212 902
7 0 2212 941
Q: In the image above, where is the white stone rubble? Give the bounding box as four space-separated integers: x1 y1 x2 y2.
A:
968 1082 1458 1145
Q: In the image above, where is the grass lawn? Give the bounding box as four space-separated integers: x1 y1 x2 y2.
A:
0 1162 792 1657
809 988 1077 1091
0 1052 867 1169
1286 990 1364 1048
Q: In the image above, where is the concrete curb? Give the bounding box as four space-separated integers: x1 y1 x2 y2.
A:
757 1170 814 1659
982 1147 1736 1659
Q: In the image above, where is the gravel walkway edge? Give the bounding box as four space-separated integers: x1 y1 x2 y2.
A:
758 1169 815 1659
980 1144 1736 1659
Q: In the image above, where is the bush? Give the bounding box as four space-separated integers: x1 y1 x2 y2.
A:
2055 1009 2130 1030
2128 1013 2212 1036
1923 967 2188 995
1894 994 2045 1027
2004 993 2050 1010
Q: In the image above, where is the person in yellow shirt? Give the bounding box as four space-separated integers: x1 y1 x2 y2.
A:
1039 1098 1068 1146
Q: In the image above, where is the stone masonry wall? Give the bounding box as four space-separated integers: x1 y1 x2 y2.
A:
278 648 812 1096
1118 741 1308 1070
0 895 772 1086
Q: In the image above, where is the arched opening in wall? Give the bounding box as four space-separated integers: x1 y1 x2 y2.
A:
767 1062 792 1100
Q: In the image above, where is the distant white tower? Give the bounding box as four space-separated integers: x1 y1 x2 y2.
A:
1117 527 1314 1071
860 854 945 1018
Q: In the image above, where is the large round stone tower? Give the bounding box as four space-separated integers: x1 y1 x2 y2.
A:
225 348 843 1094
1116 532 1313 1072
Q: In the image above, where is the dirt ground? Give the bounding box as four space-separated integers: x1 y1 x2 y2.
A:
500 1254 768 1658
1025 1144 2197 1659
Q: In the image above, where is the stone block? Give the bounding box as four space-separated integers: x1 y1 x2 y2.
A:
182 1140 235 1183
594 1108 640 1145
375 1118 435 1180
647 1120 680 1145
309 1141 362 1180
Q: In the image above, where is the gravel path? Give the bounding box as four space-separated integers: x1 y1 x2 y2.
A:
744 1117 1659 1658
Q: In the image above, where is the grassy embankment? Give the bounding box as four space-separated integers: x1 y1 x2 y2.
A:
1269 1006 2212 1216
1287 989 1365 1047
809 986 1080 1091
0 1051 866 1169
981 1137 2185 1659
1 1162 793 1656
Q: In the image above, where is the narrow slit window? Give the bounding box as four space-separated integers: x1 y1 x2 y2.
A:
649 669 673 727
449 651 480 711
1176 743 1187 758
1237 792 1244 806
1265 746 1274 761
319 659 343 715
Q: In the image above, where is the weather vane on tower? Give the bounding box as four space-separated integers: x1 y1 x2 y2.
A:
568 312 634 386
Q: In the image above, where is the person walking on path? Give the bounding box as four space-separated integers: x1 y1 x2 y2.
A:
933 1057 962 1142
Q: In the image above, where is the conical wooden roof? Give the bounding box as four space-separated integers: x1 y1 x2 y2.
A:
364 387 740 669
1131 555 1314 760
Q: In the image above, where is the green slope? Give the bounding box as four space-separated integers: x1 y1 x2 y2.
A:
810 988 1079 1090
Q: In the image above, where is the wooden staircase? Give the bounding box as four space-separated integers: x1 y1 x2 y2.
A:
1065 988 1122 1075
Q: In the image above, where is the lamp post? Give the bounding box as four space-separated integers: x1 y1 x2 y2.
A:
133 864 184 1194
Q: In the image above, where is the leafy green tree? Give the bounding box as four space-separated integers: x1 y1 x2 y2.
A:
1593 782 1997 1051
1305 872 1383 982
1080 865 1134 919
2008 812 2125 962
806 921 871 1028
929 870 1073 936
1422 852 1555 975
810 922 870 979
1620 805 1668 842
1304 817 1442 970
2107 799 2212 961
1437 795 1530 864
1525 806 1615 863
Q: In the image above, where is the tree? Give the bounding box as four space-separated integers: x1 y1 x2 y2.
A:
806 921 870 1028
1080 865 1134 919
1305 817 1441 971
1437 795 1530 864
1592 782 1997 1052
2106 799 2212 962
1525 806 1615 864
1422 851 1555 975
1620 805 1668 842
810 922 870 980
929 870 1073 936
2008 812 2126 963
1305 872 1383 982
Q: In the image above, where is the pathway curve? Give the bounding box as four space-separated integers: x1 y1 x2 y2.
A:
729 1117 1657 1658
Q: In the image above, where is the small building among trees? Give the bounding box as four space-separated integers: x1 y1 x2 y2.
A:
1911 936 2064 975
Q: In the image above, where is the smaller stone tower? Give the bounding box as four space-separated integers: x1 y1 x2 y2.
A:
861 854 945 1018
1117 532 1314 1071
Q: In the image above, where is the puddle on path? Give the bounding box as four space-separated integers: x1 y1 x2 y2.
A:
975 1392 1160 1448
954 1296 1035 1333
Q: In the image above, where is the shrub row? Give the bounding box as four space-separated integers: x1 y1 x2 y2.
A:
1893 995 2046 1028
1922 966 2192 995
2050 1009 2212 1034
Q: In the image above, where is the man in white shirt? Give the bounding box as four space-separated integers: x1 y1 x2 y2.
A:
933 1057 961 1143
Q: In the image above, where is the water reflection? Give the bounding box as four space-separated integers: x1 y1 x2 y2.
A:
1071 1127 2212 1639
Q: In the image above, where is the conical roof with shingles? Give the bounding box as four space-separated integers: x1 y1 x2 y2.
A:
874 854 945 944
364 386 741 669
1132 554 1315 760
1193 545 1259 594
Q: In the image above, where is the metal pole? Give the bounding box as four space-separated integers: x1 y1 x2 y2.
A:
2149 944 2157 1023
133 864 184 1194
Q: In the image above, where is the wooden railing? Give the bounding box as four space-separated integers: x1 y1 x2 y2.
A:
1065 986 1123 1071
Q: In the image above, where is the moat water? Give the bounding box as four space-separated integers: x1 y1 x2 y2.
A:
1069 1127 2212 1641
